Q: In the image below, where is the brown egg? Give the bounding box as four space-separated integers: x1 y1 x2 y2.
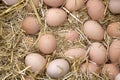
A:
64 48 86 59
65 0 85 12
119 58 120 65
80 62 99 73
102 64 119 80
65 30 79 41
45 8 67 27
25 76 34 80
89 42 107 65
109 0 120 14
43 0 65 7
86 0 105 20
25 53 46 73
2 0 19 5
109 39 120 65
107 22 120 37
22 16 40 34
46 59 70 78
26 0 39 11
38 34 57 54
83 20 104 41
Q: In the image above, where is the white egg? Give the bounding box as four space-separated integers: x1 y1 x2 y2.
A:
46 59 69 78
2 0 19 5
115 73 120 80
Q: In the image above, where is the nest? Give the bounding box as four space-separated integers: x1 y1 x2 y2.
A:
0 0 120 80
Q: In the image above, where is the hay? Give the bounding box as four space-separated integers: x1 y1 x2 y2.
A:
0 0 120 80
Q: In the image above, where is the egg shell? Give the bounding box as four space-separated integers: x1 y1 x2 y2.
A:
83 20 104 41
25 53 46 73
26 0 39 11
107 22 120 37
89 42 107 65
2 0 19 5
46 59 70 78
65 30 79 41
43 0 65 7
22 16 40 34
65 0 85 12
115 73 120 80
102 64 119 80
86 0 105 20
80 62 99 73
38 34 57 54
45 8 67 27
64 48 86 59
109 39 120 65
109 0 120 14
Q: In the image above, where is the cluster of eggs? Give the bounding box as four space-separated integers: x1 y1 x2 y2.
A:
2 0 120 80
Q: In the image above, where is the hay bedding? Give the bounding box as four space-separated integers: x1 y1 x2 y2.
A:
0 0 120 80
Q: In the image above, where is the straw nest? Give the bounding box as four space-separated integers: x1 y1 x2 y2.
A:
0 0 120 80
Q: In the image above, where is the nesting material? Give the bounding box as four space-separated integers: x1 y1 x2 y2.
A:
0 0 120 80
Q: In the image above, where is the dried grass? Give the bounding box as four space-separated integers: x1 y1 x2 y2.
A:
0 0 120 80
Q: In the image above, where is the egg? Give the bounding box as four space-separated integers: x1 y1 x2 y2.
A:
102 64 119 80
119 58 120 65
109 39 120 65
89 42 107 65
22 16 40 34
45 8 67 27
2 0 19 5
80 62 99 73
25 53 46 73
38 34 57 54
65 30 79 41
86 0 105 20
43 0 65 7
46 59 70 78
107 22 120 37
26 0 39 11
109 0 120 14
25 76 34 80
83 20 104 41
115 73 120 80
64 48 86 59
65 0 85 12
